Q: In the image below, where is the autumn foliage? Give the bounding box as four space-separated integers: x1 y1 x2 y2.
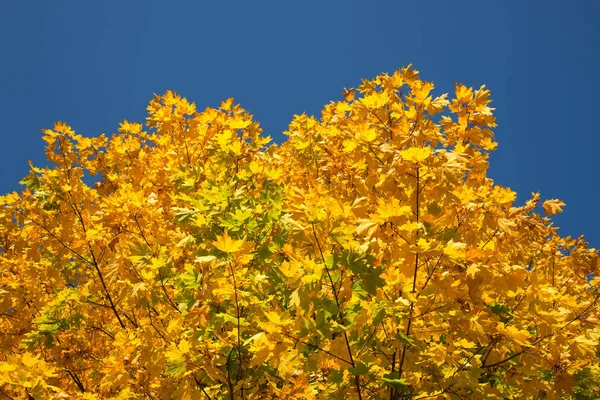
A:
1 66 599 399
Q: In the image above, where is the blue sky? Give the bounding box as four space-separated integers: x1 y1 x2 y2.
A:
1 1 599 247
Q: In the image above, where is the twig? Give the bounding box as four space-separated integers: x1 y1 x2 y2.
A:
282 332 353 366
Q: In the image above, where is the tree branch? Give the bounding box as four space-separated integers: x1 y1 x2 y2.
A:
311 223 362 400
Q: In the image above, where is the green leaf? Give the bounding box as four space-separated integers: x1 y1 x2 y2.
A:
381 373 410 390
329 369 344 385
20 173 41 190
176 235 195 248
180 269 201 290
351 282 368 301
171 207 196 223
128 239 153 266
349 361 370 376
427 202 443 216
396 331 415 347
166 360 187 377
215 313 249 326
486 302 513 322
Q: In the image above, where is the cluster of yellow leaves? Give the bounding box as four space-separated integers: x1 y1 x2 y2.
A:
1 67 599 399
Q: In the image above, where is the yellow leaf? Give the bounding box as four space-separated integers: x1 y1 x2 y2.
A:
360 128 377 142
229 118 251 130
178 339 191 354
328 335 350 362
571 335 598 357
228 140 243 156
265 311 290 326
289 289 300 308
194 255 217 263
21 352 39 368
497 323 530 345
356 219 379 237
343 87 355 101
402 289 418 303
469 315 487 341
220 97 234 111
244 332 266 346
417 238 433 251
466 264 480 279
361 92 389 109
213 231 245 253
494 187 516 204
375 197 411 220
342 139 357 153
293 139 311 150
166 344 183 362
455 84 473 103
498 217 517 234
543 199 565 215
398 221 424 232
455 338 476 349
443 240 466 261
400 146 432 162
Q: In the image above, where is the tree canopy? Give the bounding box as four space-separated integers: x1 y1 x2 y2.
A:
1 66 599 399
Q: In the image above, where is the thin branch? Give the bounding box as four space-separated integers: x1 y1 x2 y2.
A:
390 225 413 246
193 376 213 400
451 346 485 380
118 307 138 328
71 201 128 330
356 326 379 359
395 165 420 394
413 389 448 400
66 369 86 393
560 294 600 330
0 388 15 400
413 305 446 320
15 210 91 266
480 230 498 250
481 339 498 366
283 332 353 366
87 325 115 340
482 334 552 369
83 300 112 309
147 306 168 342
367 146 385 165
225 348 235 400
369 110 392 134
133 214 155 255
227 259 244 398
311 223 362 400
421 254 443 291
158 269 181 312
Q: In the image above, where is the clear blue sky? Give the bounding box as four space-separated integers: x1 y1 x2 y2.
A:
1 1 599 248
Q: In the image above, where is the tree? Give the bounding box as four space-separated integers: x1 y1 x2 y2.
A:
1 65 598 399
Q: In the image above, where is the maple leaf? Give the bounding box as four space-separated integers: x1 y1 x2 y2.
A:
543 198 566 215
194 255 217 263
496 323 531 346
455 83 473 103
466 263 480 279
361 92 389 108
571 335 598 357
443 240 466 261
343 87 355 102
400 146 432 162
213 231 245 253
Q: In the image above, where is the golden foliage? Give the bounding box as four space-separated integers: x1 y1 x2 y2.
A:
1 67 599 399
